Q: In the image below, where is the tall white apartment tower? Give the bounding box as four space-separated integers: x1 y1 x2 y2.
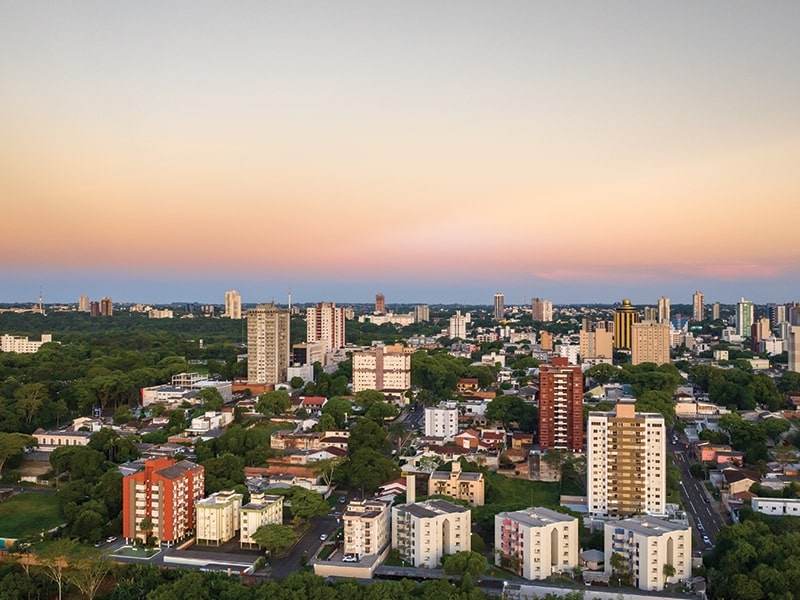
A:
493 292 505 320
246 302 290 385
78 295 90 312
224 290 242 319
657 297 670 324
449 311 467 340
587 401 666 518
692 291 704 322
306 302 346 353
532 298 553 322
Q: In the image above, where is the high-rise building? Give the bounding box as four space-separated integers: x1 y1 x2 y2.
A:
246 302 291 385
352 345 411 400
751 317 772 352
767 303 787 328
306 302 346 353
539 330 554 351
604 517 691 591
90 301 100 317
424 401 459 439
195 490 243 546
712 302 720 320
532 298 553 322
493 292 505 320
414 305 430 323
631 321 671 366
78 295 90 312
788 326 800 374
449 310 467 339
375 293 386 314
736 298 755 338
239 493 284 548
657 297 670 324
579 322 613 361
343 499 391 560
643 307 657 322
392 499 471 568
100 297 113 317
224 290 242 319
613 299 639 349
122 457 205 545
495 507 579 581
692 291 705 322
587 402 665 518
788 302 800 326
538 357 583 452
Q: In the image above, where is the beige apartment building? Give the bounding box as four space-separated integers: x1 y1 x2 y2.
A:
195 490 243 546
605 516 691 591
352 345 411 400
239 493 284 548
224 290 242 319
579 324 613 361
246 302 291 385
631 321 671 366
343 499 391 559
428 461 485 506
587 401 666 518
392 499 471 568
495 507 579 580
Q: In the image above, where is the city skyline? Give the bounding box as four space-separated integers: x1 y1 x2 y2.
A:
2 3 799 304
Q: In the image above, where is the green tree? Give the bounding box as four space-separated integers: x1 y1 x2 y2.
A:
197 387 224 411
14 383 47 427
66 552 113 600
290 376 305 389
348 418 392 454
39 537 79 600
343 448 400 493
256 390 292 416
320 396 352 429
251 523 298 555
0 432 36 473
285 487 330 523
442 551 488 578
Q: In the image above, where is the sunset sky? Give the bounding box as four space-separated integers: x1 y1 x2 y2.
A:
2 2 799 305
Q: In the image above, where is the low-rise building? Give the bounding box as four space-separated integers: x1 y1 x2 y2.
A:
343 499 391 559
239 493 284 549
424 402 459 440
427 461 485 506
604 516 691 591
0 334 55 353
195 490 243 546
495 507 579 580
33 428 92 448
751 497 800 516
391 499 471 568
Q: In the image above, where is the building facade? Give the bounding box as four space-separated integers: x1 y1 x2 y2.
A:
239 493 284 548
195 490 243 546
495 507 579 580
587 402 666 518
392 499 471 568
736 297 755 338
613 299 639 349
122 457 205 545
224 290 242 319
532 298 553 322
0 334 54 353
538 357 583 452
494 292 505 320
246 302 291 385
375 293 386 314
414 305 430 323
692 291 704 322
788 325 800 374
306 302 346 353
657 297 670 324
352 346 411 399
100 297 113 317
579 323 613 361
78 295 90 312
424 402 459 439
604 516 691 591
631 321 671 366
449 310 467 339
343 499 391 559
427 462 485 506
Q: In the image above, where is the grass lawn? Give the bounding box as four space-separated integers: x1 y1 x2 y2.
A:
0 492 64 538
485 471 560 507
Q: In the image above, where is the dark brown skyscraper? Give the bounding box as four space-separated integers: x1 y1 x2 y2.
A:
538 357 583 452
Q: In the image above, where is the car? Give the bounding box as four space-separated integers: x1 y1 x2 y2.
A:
319 533 328 541
702 535 711 545
339 496 347 504
93 541 103 548
106 536 117 543
697 522 704 531
342 555 357 563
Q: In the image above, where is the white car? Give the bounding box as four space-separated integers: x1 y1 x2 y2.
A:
319 533 328 541
342 555 357 563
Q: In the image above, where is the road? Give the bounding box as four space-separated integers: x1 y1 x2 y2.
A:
668 432 728 551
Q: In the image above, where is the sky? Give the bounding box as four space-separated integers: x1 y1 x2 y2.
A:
2 2 799 306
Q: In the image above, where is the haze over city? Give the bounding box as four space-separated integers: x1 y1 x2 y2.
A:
2 2 799 304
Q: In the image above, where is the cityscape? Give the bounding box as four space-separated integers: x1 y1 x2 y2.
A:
1 290 800 599
2 1 800 599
